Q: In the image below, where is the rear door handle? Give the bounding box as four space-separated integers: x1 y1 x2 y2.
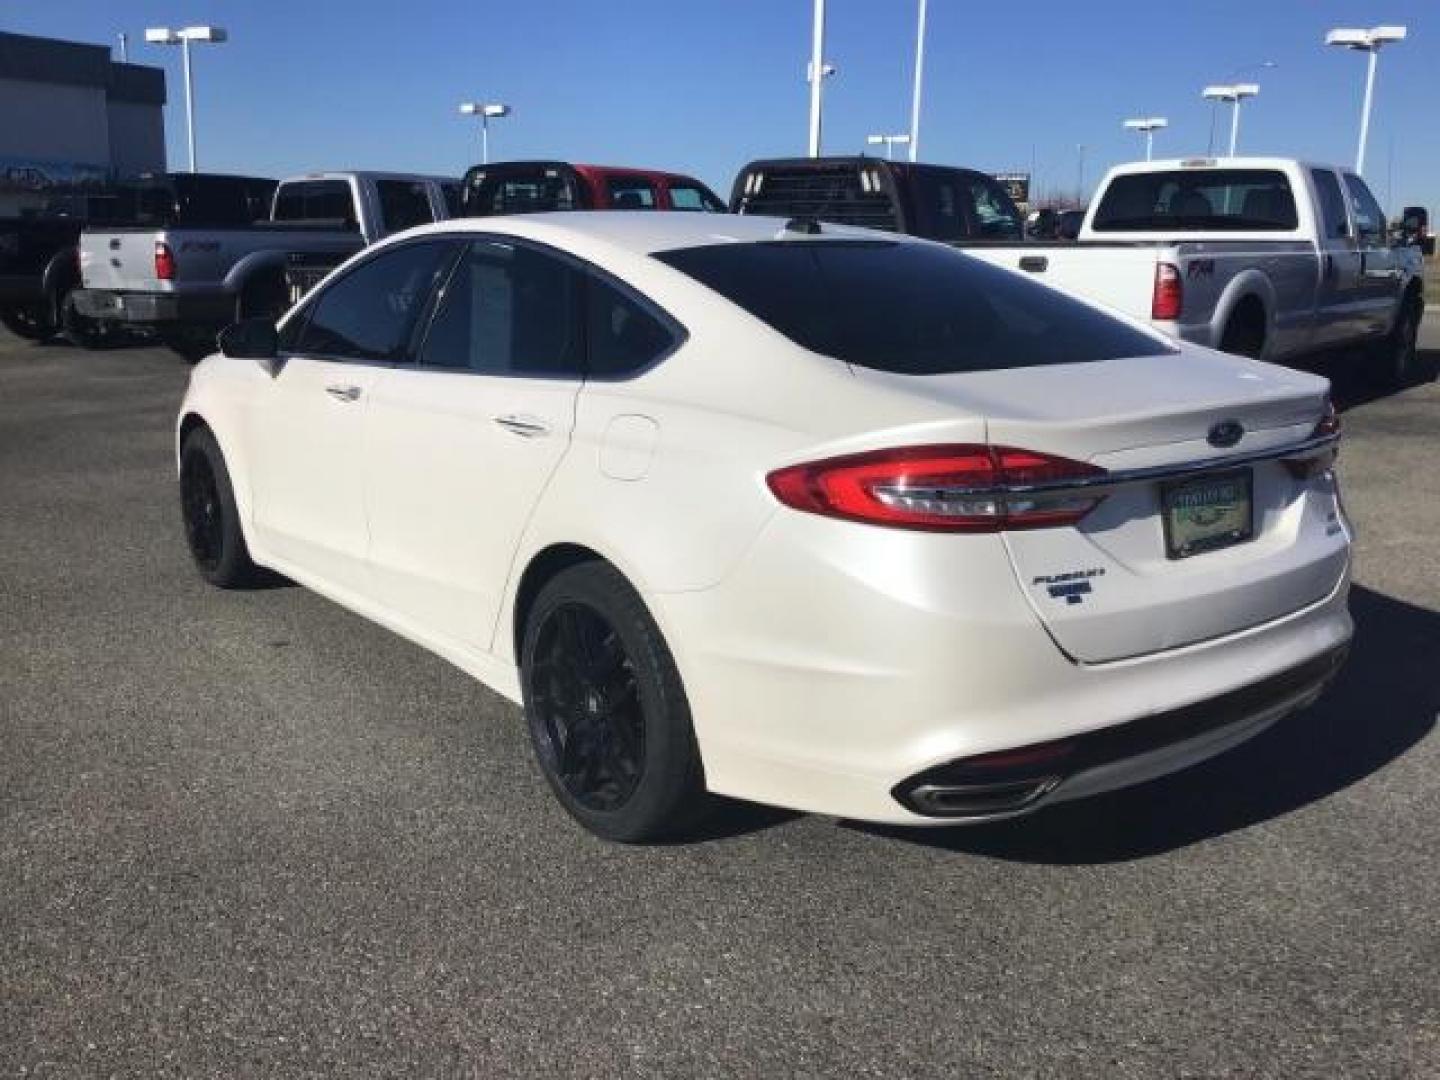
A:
325 384 362 402
493 414 550 438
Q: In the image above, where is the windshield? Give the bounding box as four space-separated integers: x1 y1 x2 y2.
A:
655 240 1172 375
1091 169 1298 232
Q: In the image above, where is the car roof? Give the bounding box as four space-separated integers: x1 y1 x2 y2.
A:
402 210 894 257
1106 156 1344 176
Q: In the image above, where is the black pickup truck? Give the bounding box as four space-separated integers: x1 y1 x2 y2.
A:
0 173 274 347
730 157 1026 241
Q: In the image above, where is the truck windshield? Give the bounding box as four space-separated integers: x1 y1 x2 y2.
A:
1091 169 1298 232
655 240 1172 375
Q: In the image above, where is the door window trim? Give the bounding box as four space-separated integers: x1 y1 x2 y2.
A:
406 231 689 383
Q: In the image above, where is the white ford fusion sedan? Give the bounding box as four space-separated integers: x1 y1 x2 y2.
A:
177 212 1352 842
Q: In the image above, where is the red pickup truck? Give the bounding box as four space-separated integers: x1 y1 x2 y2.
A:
459 161 727 215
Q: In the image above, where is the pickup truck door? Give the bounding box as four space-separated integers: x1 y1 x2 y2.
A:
247 240 456 596
1307 168 1365 348
1341 173 1403 341
362 238 584 649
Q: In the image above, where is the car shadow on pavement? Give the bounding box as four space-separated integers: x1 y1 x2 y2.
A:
1305 346 1439 412
847 584 1437 865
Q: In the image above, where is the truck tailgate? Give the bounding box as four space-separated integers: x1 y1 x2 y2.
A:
966 245 1160 325
79 230 164 291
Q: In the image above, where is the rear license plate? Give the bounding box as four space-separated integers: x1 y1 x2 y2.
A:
1161 469 1253 559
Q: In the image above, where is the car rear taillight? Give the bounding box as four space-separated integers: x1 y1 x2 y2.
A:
154 241 176 281
1151 262 1182 320
1285 400 1341 479
766 445 1107 532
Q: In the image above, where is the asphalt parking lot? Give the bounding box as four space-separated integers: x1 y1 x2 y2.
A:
2 322 1437 1078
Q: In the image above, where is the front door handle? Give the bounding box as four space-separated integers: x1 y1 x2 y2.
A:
493 414 550 438
325 384 362 403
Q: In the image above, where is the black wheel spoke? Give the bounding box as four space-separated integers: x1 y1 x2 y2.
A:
528 601 647 813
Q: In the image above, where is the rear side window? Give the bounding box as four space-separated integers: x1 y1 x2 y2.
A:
607 177 657 210
1342 174 1386 244
1091 169 1298 232
296 241 454 362
586 277 676 376
1311 170 1350 240
419 241 583 376
376 180 436 235
274 181 357 228
655 240 1172 375
668 182 726 212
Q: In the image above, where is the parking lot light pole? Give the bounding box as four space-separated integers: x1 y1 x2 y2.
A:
1123 117 1168 161
1202 83 1258 156
866 134 911 160
908 0 927 162
145 26 227 173
1325 26 1407 175
459 103 512 165
806 0 835 157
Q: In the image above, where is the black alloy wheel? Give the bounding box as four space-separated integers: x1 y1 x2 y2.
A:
181 448 224 573
0 304 53 341
529 602 646 813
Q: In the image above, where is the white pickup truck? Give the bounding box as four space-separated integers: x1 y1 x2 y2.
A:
75 171 457 359
968 158 1429 386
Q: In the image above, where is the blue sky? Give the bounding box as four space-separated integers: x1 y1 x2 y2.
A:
9 1 1438 210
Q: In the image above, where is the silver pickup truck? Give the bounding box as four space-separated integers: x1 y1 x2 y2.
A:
75 171 457 359
968 158 1429 387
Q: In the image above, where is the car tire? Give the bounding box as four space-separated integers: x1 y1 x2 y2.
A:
179 426 259 589
520 561 710 843
1371 294 1423 389
1219 307 1266 360
0 304 54 341
59 290 108 350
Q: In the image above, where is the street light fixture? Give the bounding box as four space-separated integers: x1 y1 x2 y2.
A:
1201 83 1259 156
1122 117 1168 161
1325 25 1407 174
866 133 912 161
145 26 227 173
458 102 512 165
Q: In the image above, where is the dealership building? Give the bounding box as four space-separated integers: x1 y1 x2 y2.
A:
0 30 167 215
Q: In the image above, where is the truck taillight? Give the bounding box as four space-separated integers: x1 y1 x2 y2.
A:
154 242 176 281
1151 262 1182 320
766 445 1108 533
1285 400 1341 479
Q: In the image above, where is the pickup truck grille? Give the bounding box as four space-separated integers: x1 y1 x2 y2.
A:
737 166 898 232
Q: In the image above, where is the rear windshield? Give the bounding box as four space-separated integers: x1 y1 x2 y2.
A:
655 240 1172 374
461 167 581 216
1091 169 1298 232
131 176 274 227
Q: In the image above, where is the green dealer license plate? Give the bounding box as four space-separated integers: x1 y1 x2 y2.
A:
1161 469 1253 559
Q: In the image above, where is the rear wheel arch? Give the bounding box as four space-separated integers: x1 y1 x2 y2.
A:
1219 293 1268 359
511 543 613 662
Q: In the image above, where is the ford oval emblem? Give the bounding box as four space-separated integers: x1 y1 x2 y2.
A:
1208 420 1244 448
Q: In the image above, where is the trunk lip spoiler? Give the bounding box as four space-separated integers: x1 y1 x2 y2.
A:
968 431 1339 498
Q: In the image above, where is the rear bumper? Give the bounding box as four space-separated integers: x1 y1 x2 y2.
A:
71 288 234 327
652 511 1354 826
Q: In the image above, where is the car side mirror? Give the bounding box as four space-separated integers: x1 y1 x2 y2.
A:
217 317 279 367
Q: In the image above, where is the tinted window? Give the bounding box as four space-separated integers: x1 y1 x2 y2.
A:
273 180 357 228
1092 169 1298 232
419 241 582 376
1311 170 1350 240
656 241 1172 375
296 242 454 362
172 176 273 226
462 168 581 216
607 177 657 210
376 180 436 234
1342 175 1386 243
668 183 726 212
441 183 463 216
965 177 1024 239
586 277 675 376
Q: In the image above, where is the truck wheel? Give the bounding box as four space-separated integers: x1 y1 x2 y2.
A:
1219 305 1266 360
1372 295 1423 388
59 291 108 350
0 304 54 342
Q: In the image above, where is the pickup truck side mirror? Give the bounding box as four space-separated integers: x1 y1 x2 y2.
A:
218 317 279 367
